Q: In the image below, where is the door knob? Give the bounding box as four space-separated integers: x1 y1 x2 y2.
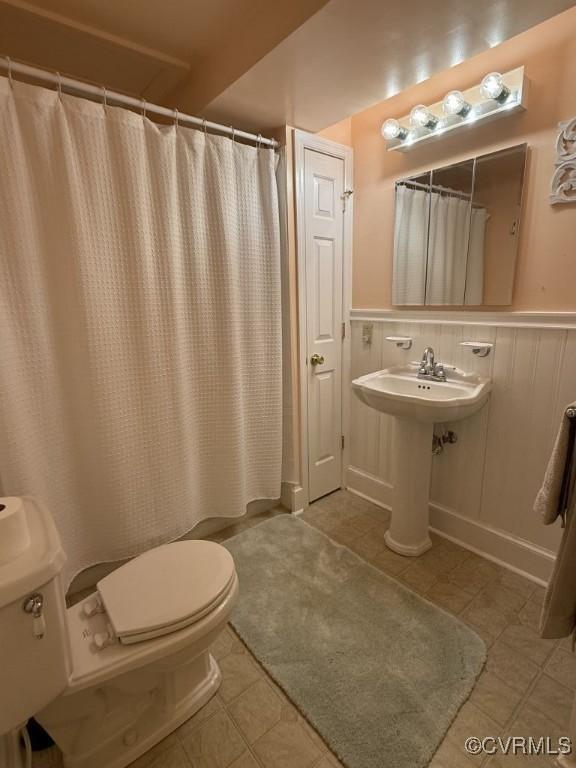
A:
310 354 325 366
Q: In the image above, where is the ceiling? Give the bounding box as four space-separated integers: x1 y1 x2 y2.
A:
0 0 329 106
202 0 576 132
1 0 575 133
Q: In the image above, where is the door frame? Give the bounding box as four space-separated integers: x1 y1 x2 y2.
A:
293 129 353 510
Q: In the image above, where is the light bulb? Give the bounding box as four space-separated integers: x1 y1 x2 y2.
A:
442 90 471 117
381 118 407 141
409 105 438 129
480 72 511 103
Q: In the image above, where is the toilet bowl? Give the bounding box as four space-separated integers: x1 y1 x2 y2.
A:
0 497 238 768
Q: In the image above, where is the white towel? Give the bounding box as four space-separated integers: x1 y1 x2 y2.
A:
535 404 576 639
535 405 576 525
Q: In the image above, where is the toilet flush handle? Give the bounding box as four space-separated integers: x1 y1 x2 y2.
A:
22 592 46 639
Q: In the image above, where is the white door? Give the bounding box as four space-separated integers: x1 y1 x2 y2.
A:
304 148 345 501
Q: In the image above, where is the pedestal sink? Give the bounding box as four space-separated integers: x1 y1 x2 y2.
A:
352 363 491 556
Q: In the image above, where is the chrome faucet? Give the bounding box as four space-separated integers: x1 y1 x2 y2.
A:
418 347 446 382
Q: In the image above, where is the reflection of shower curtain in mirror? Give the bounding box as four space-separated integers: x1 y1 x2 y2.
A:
426 194 487 305
393 186 428 304
426 194 471 305
394 186 487 305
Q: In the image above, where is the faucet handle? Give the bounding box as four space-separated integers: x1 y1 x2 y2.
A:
434 362 447 381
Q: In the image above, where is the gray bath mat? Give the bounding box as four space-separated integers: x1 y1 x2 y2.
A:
224 515 485 768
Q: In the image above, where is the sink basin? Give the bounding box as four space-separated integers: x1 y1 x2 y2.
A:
352 364 491 423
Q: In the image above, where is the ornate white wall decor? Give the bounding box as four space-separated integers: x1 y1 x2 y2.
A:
550 116 576 204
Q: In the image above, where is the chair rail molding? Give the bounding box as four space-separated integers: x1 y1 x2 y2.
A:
350 309 576 330
550 116 576 204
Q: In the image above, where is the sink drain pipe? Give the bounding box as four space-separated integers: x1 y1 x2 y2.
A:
432 430 458 455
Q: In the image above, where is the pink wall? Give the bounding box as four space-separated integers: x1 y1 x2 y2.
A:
318 117 352 147
346 8 576 311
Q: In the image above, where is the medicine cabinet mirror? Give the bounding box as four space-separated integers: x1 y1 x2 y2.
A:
392 143 527 306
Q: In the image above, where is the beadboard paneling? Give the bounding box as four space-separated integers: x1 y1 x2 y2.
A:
348 317 575 580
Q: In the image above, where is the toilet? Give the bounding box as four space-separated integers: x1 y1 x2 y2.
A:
0 496 239 768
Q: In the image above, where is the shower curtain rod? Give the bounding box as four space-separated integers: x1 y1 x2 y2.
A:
0 56 279 149
397 179 472 201
397 178 489 212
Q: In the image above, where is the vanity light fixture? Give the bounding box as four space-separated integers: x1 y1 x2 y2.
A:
381 118 408 141
442 90 471 117
479 72 511 104
410 104 438 130
381 66 526 152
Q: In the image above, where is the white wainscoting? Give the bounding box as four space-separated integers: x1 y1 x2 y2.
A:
347 311 576 584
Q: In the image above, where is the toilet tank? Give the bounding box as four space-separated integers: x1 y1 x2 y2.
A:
0 497 71 734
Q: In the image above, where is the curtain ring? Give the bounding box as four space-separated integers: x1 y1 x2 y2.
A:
101 85 107 110
6 57 13 89
56 72 62 100
257 133 262 149
174 108 179 131
141 99 147 119
231 126 235 143
202 118 207 135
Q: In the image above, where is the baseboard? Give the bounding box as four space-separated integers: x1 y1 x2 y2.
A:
346 466 554 585
281 481 306 514
346 466 393 509
428 503 554 585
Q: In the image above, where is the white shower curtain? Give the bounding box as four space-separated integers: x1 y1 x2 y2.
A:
394 184 487 305
392 185 428 305
426 192 471 305
0 79 282 585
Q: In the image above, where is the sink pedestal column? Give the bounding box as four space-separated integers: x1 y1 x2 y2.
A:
384 417 433 556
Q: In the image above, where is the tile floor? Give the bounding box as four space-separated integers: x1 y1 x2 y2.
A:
33 490 573 768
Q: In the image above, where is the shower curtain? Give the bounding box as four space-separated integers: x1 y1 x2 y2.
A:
392 185 429 305
394 185 487 305
426 193 471 305
0 78 282 585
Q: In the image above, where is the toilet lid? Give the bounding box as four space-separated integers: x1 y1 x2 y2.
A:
97 540 236 642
